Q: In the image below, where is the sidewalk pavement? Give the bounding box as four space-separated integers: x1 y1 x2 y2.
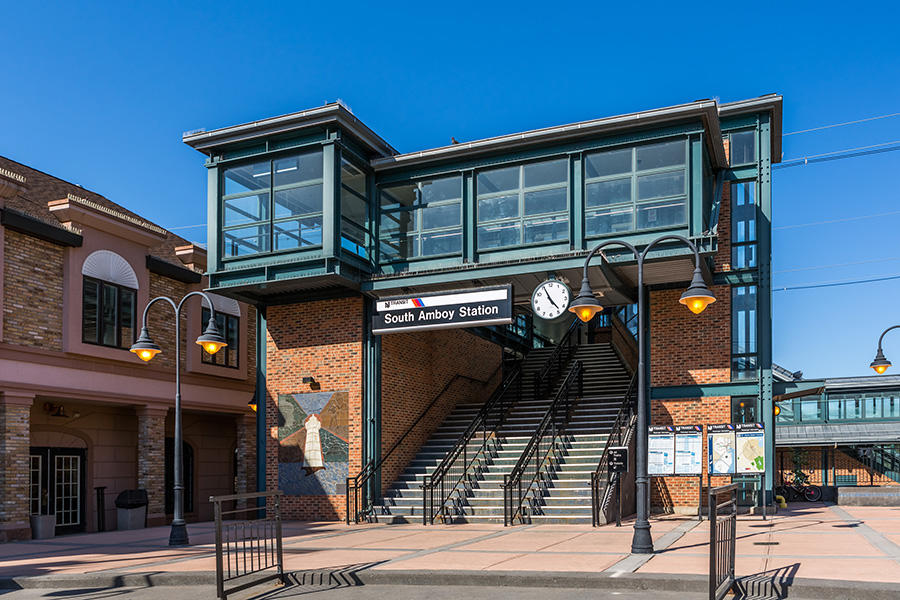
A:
1 503 899 597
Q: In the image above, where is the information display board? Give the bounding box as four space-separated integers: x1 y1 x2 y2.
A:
707 423 737 475
674 425 703 475
648 426 675 475
735 422 766 473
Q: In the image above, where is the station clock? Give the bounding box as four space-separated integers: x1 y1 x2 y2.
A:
531 280 571 320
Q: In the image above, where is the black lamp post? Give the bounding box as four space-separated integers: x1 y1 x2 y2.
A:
569 234 715 554
130 291 227 546
870 325 900 374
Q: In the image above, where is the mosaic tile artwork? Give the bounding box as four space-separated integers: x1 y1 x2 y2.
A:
277 391 349 496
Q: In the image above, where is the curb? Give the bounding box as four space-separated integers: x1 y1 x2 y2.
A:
2 568 899 599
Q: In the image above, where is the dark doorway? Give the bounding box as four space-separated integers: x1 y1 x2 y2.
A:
29 447 87 535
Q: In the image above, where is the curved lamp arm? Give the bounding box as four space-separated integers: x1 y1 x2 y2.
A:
876 325 900 351
871 325 900 374
139 295 178 329
640 234 702 268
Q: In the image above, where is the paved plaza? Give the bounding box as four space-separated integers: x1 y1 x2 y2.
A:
1 503 900 598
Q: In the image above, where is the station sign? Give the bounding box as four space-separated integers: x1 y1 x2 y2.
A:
608 446 628 473
372 285 513 335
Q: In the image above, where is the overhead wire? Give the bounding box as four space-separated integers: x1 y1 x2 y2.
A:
783 111 900 136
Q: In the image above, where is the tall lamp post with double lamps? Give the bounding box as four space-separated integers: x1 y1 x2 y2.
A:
568 234 716 554
129 291 227 546
870 325 900 374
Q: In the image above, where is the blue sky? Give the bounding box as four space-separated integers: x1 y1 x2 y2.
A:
3 2 899 378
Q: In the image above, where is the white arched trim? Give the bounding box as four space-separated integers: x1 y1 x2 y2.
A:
201 293 241 317
81 250 139 289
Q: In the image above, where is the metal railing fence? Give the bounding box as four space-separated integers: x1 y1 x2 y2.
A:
211 490 285 600
503 361 583 526
346 370 498 524
590 373 637 526
422 364 523 524
708 483 738 600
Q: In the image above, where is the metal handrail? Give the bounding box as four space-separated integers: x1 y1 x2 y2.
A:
422 363 524 524
533 318 579 400
590 373 637 526
345 369 499 525
503 360 584 526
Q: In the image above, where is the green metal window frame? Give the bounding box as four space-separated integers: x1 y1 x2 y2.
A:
475 157 569 252
731 284 758 381
730 180 757 270
583 138 689 240
378 175 463 264
220 148 325 259
728 129 757 167
340 156 371 260
777 391 900 425
81 276 136 350
200 307 239 369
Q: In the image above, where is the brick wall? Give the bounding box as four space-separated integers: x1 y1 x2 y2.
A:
265 297 365 521
0 399 31 541
147 273 188 371
137 408 166 525
380 329 502 492
2 230 64 350
776 446 900 487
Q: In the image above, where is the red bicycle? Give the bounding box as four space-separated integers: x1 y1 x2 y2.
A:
775 471 822 502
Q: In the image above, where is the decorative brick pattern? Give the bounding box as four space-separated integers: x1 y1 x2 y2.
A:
0 395 33 541
2 231 64 350
136 408 167 525
380 329 501 493
265 297 365 521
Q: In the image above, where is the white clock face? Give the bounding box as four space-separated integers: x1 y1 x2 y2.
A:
531 280 571 320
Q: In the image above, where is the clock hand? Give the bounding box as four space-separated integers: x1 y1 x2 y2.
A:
546 293 560 310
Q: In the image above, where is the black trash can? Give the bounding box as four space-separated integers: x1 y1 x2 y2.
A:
114 489 148 530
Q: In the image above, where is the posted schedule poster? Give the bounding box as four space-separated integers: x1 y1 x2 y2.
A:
735 422 766 473
648 426 675 475
674 425 703 475
707 423 736 475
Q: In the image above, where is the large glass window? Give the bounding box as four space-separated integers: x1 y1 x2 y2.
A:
201 307 239 368
729 130 756 165
82 276 136 349
732 396 758 423
379 176 462 262
341 158 370 259
584 139 687 237
731 181 757 269
477 158 569 250
221 149 323 257
731 285 758 380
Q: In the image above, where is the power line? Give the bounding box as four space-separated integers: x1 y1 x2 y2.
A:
773 209 900 230
783 111 900 136
168 223 206 230
774 273 900 292
774 256 900 274
775 139 900 169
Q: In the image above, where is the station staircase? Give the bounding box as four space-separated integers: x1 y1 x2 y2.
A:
372 331 633 524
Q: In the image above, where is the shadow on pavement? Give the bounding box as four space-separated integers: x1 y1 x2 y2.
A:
733 562 799 600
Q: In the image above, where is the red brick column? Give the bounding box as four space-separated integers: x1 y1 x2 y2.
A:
0 390 34 541
136 406 168 526
235 413 257 508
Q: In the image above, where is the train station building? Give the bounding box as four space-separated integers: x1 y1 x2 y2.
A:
181 94 782 524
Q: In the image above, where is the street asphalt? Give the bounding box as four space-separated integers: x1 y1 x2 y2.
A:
0 584 712 599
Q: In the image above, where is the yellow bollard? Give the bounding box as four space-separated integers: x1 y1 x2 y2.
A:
775 494 787 508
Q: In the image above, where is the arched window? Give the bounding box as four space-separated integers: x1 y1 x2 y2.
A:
81 250 138 349
200 294 240 368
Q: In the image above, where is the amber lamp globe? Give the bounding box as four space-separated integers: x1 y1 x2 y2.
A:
130 327 161 362
871 349 891 374
679 268 716 315
196 318 227 355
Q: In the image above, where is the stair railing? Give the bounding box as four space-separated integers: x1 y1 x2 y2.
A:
503 360 584 526
590 372 638 526
421 364 524 524
533 319 580 401
345 369 499 525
